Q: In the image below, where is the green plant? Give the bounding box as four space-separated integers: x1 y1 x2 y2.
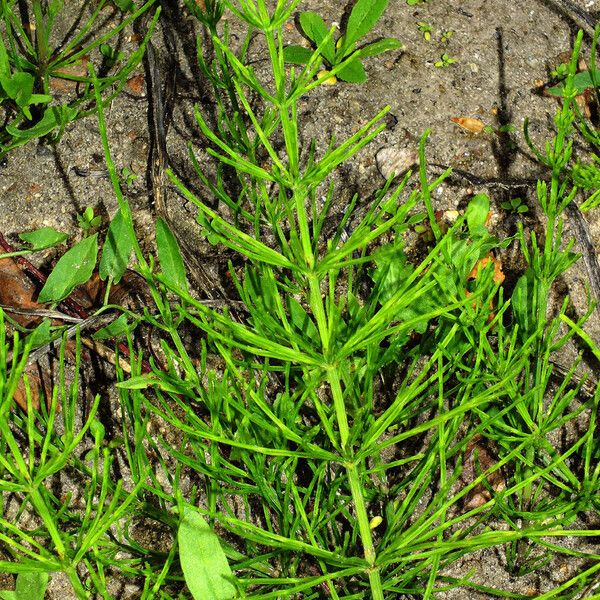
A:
417 21 432 41
120 165 138 186
550 61 568 80
434 52 456 68
108 2 600 598
0 0 158 158
500 196 529 214
441 29 453 43
0 572 48 600
1 2 600 599
282 0 401 83
0 314 151 597
76 206 102 232
483 122 516 134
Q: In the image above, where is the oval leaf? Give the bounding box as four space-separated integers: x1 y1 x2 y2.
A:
19 227 69 251
337 58 367 83
178 507 236 600
156 218 187 292
465 194 490 237
357 37 402 58
92 314 132 340
282 45 314 66
38 234 98 303
99 208 133 283
299 12 335 64
343 0 389 53
6 105 78 140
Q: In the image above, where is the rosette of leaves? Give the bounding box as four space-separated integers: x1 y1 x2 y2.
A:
283 0 401 83
0 0 158 158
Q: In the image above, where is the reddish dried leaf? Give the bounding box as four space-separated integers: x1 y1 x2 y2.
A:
13 365 52 412
468 254 505 285
0 258 41 326
49 57 90 93
451 116 486 134
126 74 146 96
461 434 506 510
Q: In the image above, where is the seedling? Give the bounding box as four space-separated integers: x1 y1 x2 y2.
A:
77 206 102 232
441 29 453 43
501 196 529 214
120 165 138 186
546 69 600 96
483 123 516 134
407 0 428 5
100 43 125 70
283 0 401 83
434 53 456 68
0 0 158 158
417 21 432 42
550 62 568 80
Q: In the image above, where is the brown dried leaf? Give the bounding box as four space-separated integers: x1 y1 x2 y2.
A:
13 365 52 412
451 116 486 134
461 434 506 510
49 57 90 93
0 258 41 326
126 74 146 96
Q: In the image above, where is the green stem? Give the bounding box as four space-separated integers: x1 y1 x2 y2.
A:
329 364 382 598
327 367 349 449
347 462 384 600
29 487 65 559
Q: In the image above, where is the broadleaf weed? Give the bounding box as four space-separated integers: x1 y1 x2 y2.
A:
0 2 599 599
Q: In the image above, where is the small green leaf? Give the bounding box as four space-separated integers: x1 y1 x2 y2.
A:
28 93 52 105
337 59 367 83
156 218 188 291
6 105 78 140
371 246 413 304
547 70 600 96
512 269 533 336
112 0 135 10
89 419 105 441
298 12 335 64
99 208 133 283
0 36 11 79
343 0 389 54
92 314 132 340
0 571 49 600
4 72 34 107
38 234 98 303
282 45 314 65
116 375 157 390
27 319 53 349
465 194 490 236
288 298 319 342
19 227 68 250
178 506 236 600
356 37 401 58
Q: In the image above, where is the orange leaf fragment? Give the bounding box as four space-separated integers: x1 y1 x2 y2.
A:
13 366 52 412
467 254 505 285
451 116 485 134
126 74 146 96
49 57 90 93
0 258 41 327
